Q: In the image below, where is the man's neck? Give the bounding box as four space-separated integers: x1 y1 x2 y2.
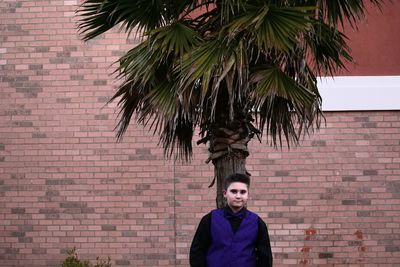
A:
226 205 244 214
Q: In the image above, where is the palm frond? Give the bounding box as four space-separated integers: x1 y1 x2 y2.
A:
150 21 201 57
224 4 314 52
78 0 384 160
251 65 316 110
305 19 352 76
318 0 384 26
160 109 194 161
77 0 184 41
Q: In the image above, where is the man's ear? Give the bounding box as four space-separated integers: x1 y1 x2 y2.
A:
222 190 227 198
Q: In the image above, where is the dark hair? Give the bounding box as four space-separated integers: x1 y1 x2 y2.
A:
223 173 250 190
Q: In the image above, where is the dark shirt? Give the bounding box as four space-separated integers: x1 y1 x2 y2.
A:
190 207 273 267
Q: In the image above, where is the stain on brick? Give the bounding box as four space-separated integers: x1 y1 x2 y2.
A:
342 199 356 205
70 75 84 80
94 114 108 120
363 133 376 139
32 132 47 138
386 181 400 193
311 140 326 146
16 76 28 82
319 253 333 258
6 109 30 116
362 122 377 128
56 98 71 103
354 230 363 240
112 51 124 56
342 176 356 182
357 211 370 217
11 174 25 179
122 231 137 237
268 212 283 218
94 148 108 155
46 190 60 197
50 57 64 64
97 96 109 103
57 51 71 58
187 183 202 189
46 179 74 185
357 199 371 205
354 116 369 122
305 227 317 241
35 47 50 53
5 248 19 254
290 218 304 224
115 260 130 265
81 208 95 214
143 201 157 207
18 237 33 243
274 253 289 259
32 248 46 254
358 187 371 193
363 170 378 176
94 80 107 85
60 202 87 209
70 63 85 69
64 46 77 52
12 121 33 127
102 225 116 231
299 259 310 265
283 200 297 206
19 225 33 232
259 159 276 165
137 148 150 155
136 184 150 190
11 208 25 214
275 170 289 176
24 91 40 98
7 25 22 31
319 193 334 200
39 208 59 214
349 241 363 246
29 64 43 70
385 246 400 252
12 231 25 237
0 156 4 162
129 148 157 160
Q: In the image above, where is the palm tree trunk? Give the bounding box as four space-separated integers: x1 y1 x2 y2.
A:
204 123 252 208
213 153 247 208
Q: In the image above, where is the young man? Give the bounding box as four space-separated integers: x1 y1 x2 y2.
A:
190 173 273 267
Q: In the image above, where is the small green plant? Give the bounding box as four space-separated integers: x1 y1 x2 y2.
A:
62 248 111 267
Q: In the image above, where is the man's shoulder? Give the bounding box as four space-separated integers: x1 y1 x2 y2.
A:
246 209 260 218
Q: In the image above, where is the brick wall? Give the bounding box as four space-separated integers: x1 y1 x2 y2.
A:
1 1 400 266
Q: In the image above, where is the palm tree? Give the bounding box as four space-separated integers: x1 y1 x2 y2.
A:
78 0 383 207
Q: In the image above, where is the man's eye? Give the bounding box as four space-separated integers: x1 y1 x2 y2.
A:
240 190 247 194
231 190 238 194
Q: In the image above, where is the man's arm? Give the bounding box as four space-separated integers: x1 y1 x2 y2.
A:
190 213 211 267
256 218 273 267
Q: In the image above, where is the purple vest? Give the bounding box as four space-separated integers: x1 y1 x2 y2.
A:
206 208 258 267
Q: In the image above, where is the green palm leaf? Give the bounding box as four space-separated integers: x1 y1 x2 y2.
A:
224 4 314 52
78 0 384 160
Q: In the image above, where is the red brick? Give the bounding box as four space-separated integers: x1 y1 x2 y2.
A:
1 1 399 266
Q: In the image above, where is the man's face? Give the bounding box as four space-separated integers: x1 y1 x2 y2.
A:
223 182 249 213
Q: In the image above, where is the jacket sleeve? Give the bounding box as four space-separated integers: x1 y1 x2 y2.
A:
256 217 273 267
190 213 211 267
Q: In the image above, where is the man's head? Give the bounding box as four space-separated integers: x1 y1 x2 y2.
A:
223 173 250 190
223 173 250 213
